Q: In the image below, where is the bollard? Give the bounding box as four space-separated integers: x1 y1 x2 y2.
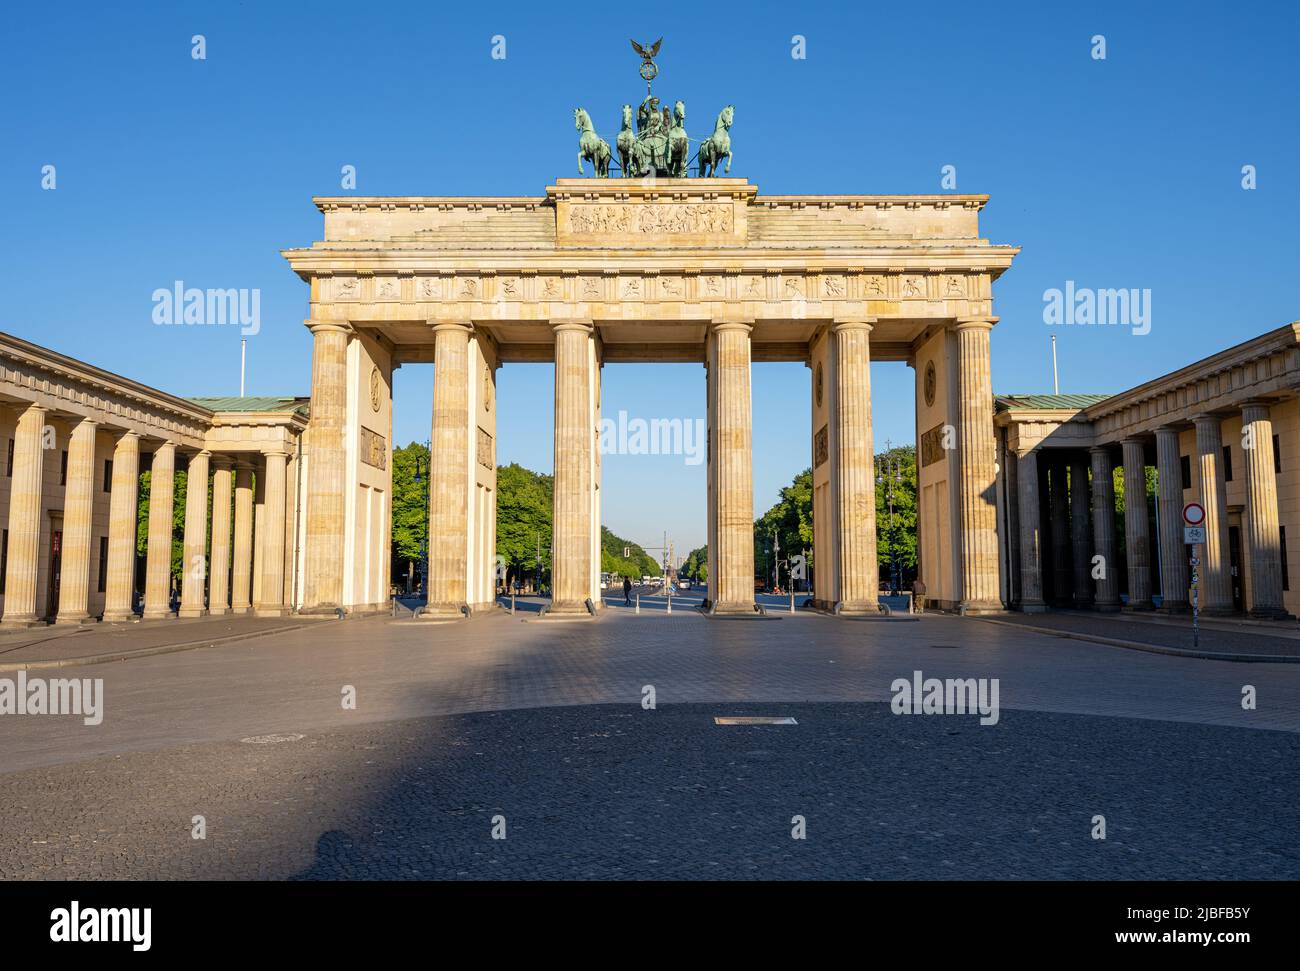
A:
635 593 640 615
511 593 516 615
667 594 672 615
789 590 795 614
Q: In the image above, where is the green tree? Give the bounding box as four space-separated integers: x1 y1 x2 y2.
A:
755 468 814 586
680 545 708 583
496 462 553 585
600 527 657 580
875 443 918 581
391 441 430 583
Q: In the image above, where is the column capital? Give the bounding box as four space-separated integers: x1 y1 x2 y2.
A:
1088 444 1112 456
830 318 876 334
709 317 753 334
114 429 141 443
210 454 234 471
69 416 99 430
1190 412 1223 427
954 316 998 331
261 447 291 459
305 319 353 336
1119 435 1148 447
429 318 474 335
1240 399 1273 419
550 317 594 335
1154 423 1183 437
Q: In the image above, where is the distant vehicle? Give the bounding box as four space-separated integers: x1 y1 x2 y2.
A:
600 572 610 590
678 580 691 590
641 575 651 584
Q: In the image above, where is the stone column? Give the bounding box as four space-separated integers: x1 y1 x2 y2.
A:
143 442 177 620
178 450 211 618
1015 448 1046 611
1240 401 1287 617
954 318 1001 611
102 432 141 622
1090 446 1121 610
1121 437 1152 609
1154 425 1190 611
231 465 254 613
208 459 233 615
54 419 99 624
302 320 349 611
1193 414 1233 614
1048 459 1071 605
1069 454 1093 607
1 404 47 627
707 319 756 613
427 321 471 615
833 320 879 612
551 320 597 615
256 449 289 616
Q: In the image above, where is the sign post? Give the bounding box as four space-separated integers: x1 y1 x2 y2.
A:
1183 503 1206 649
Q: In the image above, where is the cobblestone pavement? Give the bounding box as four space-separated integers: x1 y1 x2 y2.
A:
3 611 1299 879
2 702 1296 880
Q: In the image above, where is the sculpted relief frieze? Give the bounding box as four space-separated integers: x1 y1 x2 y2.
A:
566 202 733 236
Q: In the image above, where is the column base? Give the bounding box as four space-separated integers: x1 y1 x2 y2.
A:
254 604 290 617
958 600 1004 616
1094 600 1122 613
1248 607 1294 620
1159 601 1190 614
1 615 43 629
142 608 176 621
1018 600 1048 614
1202 605 1236 617
178 606 209 619
545 600 594 617
707 600 759 615
1123 601 1154 611
54 614 97 626
101 610 137 623
208 606 231 616
296 604 342 617
1072 597 1095 609
836 600 884 616
230 604 253 615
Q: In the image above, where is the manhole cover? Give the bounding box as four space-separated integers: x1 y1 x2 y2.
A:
240 733 304 744
714 716 798 726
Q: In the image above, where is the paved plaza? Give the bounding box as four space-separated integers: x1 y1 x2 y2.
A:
2 610 1298 879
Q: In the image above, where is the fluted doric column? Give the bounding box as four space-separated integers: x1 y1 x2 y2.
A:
1241 401 1288 618
954 318 1000 611
1016 448 1046 611
551 320 598 615
178 450 211 618
208 459 233 615
1121 438 1152 609
231 465 254 613
833 320 879 612
1154 425 1190 611
2 404 48 627
302 320 350 611
707 319 755 613
1090 446 1121 610
143 442 177 620
427 321 472 615
55 419 99 624
1069 454 1093 607
102 432 141 622
256 448 289 616
1193 414 1233 614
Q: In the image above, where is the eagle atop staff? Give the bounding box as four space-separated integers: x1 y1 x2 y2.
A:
630 37 662 61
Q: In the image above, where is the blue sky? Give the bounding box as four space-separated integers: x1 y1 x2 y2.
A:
3 0 1296 554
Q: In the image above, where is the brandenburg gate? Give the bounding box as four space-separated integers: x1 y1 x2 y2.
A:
281 176 1019 617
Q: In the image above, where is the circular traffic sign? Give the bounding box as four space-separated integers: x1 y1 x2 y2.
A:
1183 502 1206 526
